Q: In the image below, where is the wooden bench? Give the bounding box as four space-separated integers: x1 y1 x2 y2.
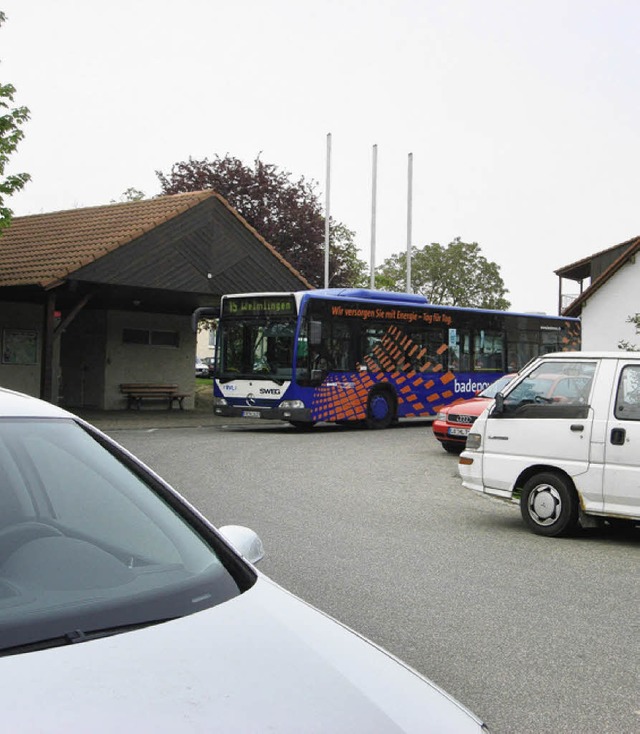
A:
120 383 191 410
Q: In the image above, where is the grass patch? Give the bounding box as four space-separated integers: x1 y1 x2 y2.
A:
194 379 213 411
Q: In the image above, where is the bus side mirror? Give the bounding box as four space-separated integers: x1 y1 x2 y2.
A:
191 306 219 333
309 320 322 346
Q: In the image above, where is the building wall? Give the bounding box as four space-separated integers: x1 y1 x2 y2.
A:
580 258 640 350
0 303 198 408
104 310 196 410
0 302 43 397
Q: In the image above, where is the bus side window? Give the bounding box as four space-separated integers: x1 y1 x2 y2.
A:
311 320 354 372
407 328 445 371
509 329 540 369
458 329 471 372
361 325 386 369
328 322 352 370
473 330 504 371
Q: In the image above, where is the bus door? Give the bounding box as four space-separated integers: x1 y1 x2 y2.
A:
448 328 471 371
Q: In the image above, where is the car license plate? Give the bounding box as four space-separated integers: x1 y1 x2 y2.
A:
448 427 469 437
242 410 261 418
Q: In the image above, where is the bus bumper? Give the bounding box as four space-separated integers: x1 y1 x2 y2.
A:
213 404 314 423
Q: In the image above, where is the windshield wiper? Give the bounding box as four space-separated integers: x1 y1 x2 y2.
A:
0 618 175 657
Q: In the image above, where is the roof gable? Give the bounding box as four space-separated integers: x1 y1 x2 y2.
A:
0 191 311 291
561 235 640 316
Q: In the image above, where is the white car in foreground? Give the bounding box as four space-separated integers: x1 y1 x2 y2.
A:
0 387 487 732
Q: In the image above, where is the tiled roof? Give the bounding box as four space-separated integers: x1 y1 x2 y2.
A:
0 191 215 289
0 190 310 290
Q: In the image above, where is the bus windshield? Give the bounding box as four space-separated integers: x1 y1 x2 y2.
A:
217 317 298 380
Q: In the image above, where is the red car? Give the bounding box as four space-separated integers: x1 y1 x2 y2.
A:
432 374 515 454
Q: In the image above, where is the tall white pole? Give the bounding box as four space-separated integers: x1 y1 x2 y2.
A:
406 152 413 293
369 143 378 289
324 133 331 289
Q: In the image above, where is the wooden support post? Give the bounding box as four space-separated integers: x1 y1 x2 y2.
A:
40 292 56 402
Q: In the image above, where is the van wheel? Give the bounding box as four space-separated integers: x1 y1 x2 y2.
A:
366 390 395 429
520 472 579 537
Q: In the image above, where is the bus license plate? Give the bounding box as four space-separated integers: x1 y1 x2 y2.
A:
448 427 469 437
242 410 261 418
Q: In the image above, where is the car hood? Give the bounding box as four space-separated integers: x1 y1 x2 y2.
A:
445 398 491 416
0 575 484 733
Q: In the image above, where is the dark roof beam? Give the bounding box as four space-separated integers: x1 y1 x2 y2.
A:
54 291 94 338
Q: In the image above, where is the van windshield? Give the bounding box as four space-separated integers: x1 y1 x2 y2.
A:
501 361 596 416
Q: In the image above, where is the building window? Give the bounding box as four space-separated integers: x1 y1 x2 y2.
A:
123 329 179 347
2 329 38 364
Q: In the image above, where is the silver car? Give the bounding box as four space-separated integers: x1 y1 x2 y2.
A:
195 356 209 378
0 387 487 732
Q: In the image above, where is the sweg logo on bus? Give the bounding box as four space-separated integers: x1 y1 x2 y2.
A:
260 388 281 395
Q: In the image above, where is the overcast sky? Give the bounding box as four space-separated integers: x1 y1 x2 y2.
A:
2 0 639 314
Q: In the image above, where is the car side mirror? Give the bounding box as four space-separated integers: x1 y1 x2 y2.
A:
493 393 505 415
218 525 265 564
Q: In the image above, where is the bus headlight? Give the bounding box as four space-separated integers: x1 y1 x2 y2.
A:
278 399 305 410
213 397 228 407
465 432 481 450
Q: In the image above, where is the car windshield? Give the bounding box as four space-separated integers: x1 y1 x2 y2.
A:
0 418 252 655
478 374 514 399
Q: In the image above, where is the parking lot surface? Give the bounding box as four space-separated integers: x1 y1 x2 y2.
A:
107 416 640 734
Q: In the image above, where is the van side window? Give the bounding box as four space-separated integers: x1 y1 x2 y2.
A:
615 365 640 420
500 361 596 418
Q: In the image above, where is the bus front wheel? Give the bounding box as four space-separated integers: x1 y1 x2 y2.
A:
366 390 395 430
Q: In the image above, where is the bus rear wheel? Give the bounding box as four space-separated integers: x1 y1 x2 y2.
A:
366 390 395 430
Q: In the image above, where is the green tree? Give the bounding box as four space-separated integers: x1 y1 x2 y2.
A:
156 154 367 288
119 187 146 202
328 221 368 287
618 315 640 351
110 187 146 203
376 237 510 309
0 11 30 233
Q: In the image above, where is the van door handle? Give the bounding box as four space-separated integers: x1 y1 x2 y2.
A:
570 424 584 432
611 428 626 445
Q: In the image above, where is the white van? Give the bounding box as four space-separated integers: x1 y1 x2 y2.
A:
458 351 640 536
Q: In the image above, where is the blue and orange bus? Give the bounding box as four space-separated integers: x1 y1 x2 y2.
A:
209 289 580 429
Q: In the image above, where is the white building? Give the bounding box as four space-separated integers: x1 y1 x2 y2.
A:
556 235 640 351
